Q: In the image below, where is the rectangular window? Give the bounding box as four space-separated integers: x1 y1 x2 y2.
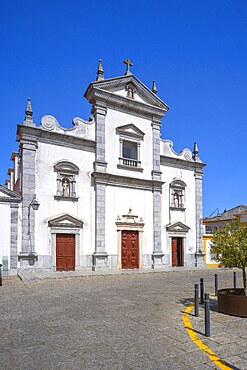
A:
123 141 137 160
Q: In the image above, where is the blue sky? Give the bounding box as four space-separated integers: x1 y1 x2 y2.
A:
1 0 246 216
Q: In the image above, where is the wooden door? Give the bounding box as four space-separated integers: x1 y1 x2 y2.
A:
171 237 184 267
172 237 177 267
121 231 139 269
177 237 183 266
56 234 75 271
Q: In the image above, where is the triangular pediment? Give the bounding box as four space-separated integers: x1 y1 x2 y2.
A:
0 185 21 203
116 124 145 140
166 221 190 233
85 74 169 112
48 214 83 228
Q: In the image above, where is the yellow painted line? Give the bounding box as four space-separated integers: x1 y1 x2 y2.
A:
182 303 232 370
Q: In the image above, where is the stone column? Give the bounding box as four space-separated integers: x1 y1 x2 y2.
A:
19 140 38 266
92 102 108 270
92 102 107 172
151 117 164 267
10 203 19 274
194 170 204 266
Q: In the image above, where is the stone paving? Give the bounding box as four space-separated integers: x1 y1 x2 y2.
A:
0 268 246 369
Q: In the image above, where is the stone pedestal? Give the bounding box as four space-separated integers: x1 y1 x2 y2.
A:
92 252 108 271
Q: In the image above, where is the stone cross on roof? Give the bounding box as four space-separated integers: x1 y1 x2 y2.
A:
123 59 133 75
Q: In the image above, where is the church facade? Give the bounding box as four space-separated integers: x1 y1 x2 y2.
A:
2 61 205 275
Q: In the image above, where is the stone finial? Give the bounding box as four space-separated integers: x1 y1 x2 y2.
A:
25 97 33 117
96 59 104 81
193 142 199 160
123 59 133 75
23 97 35 127
152 80 158 94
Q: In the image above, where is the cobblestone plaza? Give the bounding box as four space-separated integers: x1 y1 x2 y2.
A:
1 269 246 369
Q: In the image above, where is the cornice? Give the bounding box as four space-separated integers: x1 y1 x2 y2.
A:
85 74 169 110
92 172 164 192
89 89 166 119
0 185 22 203
17 125 96 153
160 155 205 172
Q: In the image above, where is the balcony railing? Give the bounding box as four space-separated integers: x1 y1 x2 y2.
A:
119 157 141 168
171 203 185 209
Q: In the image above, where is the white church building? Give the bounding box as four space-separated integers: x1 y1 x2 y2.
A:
1 60 205 275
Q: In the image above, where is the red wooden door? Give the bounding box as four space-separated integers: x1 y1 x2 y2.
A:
177 237 183 266
171 237 184 267
121 231 139 269
172 237 177 267
56 234 75 271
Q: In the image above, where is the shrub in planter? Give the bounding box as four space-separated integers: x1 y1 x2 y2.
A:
211 221 247 317
211 220 247 296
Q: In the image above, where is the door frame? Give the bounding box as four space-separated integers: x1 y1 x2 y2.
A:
56 233 76 271
48 214 83 272
171 237 184 267
121 230 139 269
115 209 145 269
50 229 81 271
117 229 143 269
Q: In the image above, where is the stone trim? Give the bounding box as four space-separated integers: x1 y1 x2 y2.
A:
166 221 190 233
116 124 145 140
117 164 144 173
170 206 186 212
194 170 204 263
17 125 96 153
161 155 205 171
50 229 81 271
85 74 169 110
152 190 163 267
94 183 107 270
92 102 107 173
92 172 164 192
10 203 19 270
54 196 78 202
116 208 145 269
20 138 37 257
48 214 84 228
87 89 167 119
0 185 22 203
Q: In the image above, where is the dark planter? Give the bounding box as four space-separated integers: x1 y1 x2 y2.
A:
218 288 247 318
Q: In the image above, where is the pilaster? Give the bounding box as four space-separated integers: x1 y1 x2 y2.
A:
19 140 38 265
93 182 108 270
151 117 162 181
194 169 204 266
92 102 108 172
151 117 164 266
10 203 19 272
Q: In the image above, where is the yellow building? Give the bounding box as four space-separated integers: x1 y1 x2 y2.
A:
203 205 247 266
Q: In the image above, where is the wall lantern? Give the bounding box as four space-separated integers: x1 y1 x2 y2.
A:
28 194 40 234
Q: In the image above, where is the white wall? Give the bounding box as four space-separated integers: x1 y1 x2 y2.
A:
161 164 196 256
0 204 11 268
104 108 153 179
105 186 153 255
34 142 95 256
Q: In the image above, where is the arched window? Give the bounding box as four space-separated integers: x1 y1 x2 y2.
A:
54 161 79 201
170 180 186 209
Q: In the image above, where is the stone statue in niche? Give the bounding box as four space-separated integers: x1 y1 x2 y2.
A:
173 192 180 207
125 83 136 99
62 178 70 197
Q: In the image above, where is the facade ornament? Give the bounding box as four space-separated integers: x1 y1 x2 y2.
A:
25 97 33 117
23 97 35 126
125 83 136 99
96 59 104 81
152 80 158 94
123 59 133 75
193 142 199 161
